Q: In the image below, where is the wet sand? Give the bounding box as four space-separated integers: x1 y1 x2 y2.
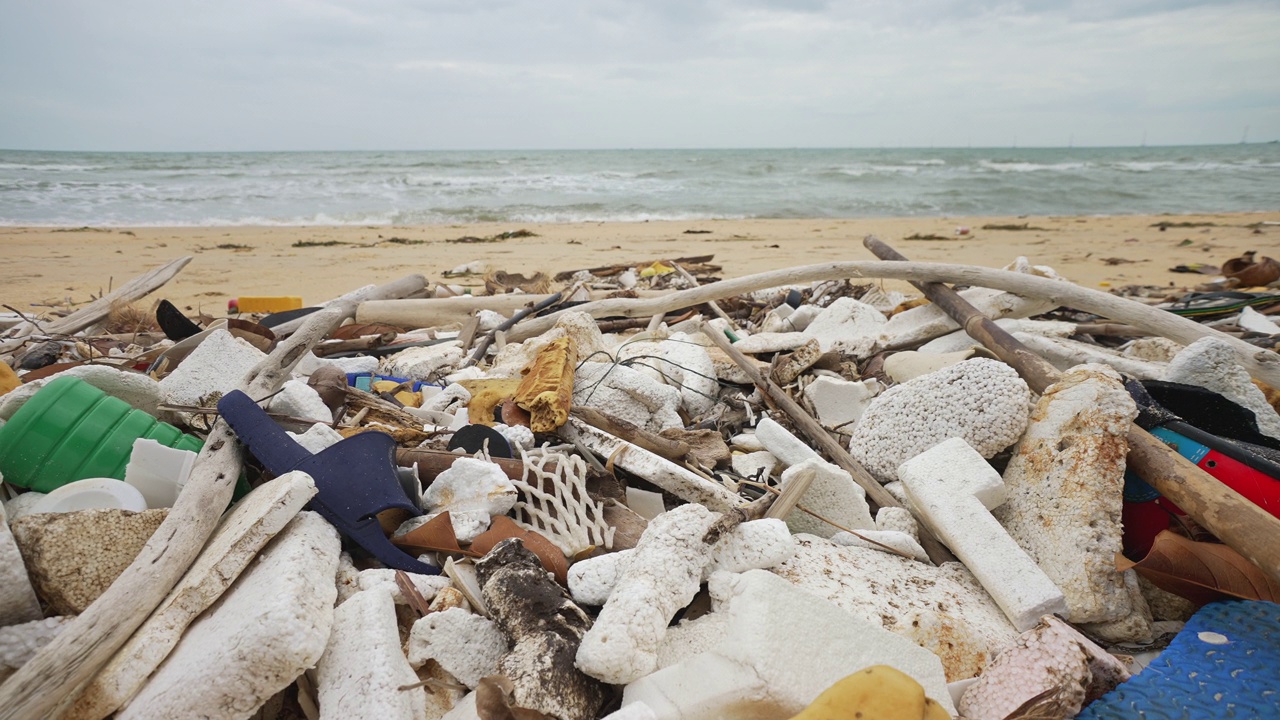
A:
2 212 1275 317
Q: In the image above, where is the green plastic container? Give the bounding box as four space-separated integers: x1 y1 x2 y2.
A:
0 376 204 493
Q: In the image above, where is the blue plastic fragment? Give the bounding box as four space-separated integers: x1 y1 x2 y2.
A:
344 372 439 393
1079 600 1280 719
217 389 439 575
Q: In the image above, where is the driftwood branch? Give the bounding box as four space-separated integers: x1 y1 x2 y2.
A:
864 237 1280 584
1 256 192 357
701 322 956 565
478 260 1280 388
0 274 426 720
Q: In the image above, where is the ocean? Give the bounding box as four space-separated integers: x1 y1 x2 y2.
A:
1 145 1277 226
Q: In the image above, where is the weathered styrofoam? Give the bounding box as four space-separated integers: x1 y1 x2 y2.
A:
899 438 1068 632
118 511 341 720
356 568 452 605
772 536 1019 682
264 378 333 424
407 607 508 688
850 358 1031 482
802 376 880 431
12 508 168 616
568 518 796 606
753 417 821 467
995 365 1141 627
1165 336 1280 441
798 297 886 356
69 472 319 720
572 362 684 432
0 503 45 627
422 456 518 517
286 422 345 454
576 504 721 684
729 450 776 481
158 329 265 424
316 588 431 720
779 459 875 538
622 570 955 719
0 616 71 683
617 333 719 417
563 418 740 512
380 342 465 383
830 529 929 563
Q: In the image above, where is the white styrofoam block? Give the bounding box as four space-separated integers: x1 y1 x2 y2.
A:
357 568 452 605
407 607 508 688
830 529 929 563
800 297 886 356
265 379 333 424
287 423 345 455
422 457 517 517
118 511 340 720
316 589 427 720
0 615 72 676
754 417 820 468
158 329 265 413
623 570 954 719
0 502 42 627
573 362 684 432
898 438 1067 632
780 459 875 538
803 376 880 431
729 451 776 482
576 504 720 685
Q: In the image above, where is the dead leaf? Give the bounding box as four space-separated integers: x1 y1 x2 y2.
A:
395 569 433 618
1117 530 1280 606
470 516 569 585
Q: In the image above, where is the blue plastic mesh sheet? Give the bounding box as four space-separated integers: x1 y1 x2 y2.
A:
1080 600 1280 719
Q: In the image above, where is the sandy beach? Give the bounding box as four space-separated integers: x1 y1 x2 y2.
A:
3 212 1276 317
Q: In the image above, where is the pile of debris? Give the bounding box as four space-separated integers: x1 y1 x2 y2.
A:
1 239 1278 720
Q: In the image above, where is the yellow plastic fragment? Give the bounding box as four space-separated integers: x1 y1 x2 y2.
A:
639 261 675 278
0 362 19 396
789 664 951 720
233 296 303 313
513 336 578 432
460 378 524 426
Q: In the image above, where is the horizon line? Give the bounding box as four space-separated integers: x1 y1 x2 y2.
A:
3 141 1277 154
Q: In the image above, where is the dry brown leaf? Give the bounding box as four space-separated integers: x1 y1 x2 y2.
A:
1117 529 1280 606
394 569 433 618
474 676 553 720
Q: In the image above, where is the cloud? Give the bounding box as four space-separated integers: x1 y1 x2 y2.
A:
0 0 1276 149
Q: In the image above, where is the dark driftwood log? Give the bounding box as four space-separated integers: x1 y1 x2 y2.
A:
0 274 427 720
864 236 1280 584
701 323 956 566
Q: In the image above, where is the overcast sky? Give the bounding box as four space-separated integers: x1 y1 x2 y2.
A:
2 0 1277 151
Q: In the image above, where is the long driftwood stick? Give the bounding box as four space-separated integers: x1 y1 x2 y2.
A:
701 322 957 565
1 256 193 357
488 261 1280 388
864 237 1280 584
0 274 426 720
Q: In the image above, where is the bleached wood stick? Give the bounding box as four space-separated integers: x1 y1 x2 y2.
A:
1 256 192 356
0 274 426 720
489 260 1280 388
